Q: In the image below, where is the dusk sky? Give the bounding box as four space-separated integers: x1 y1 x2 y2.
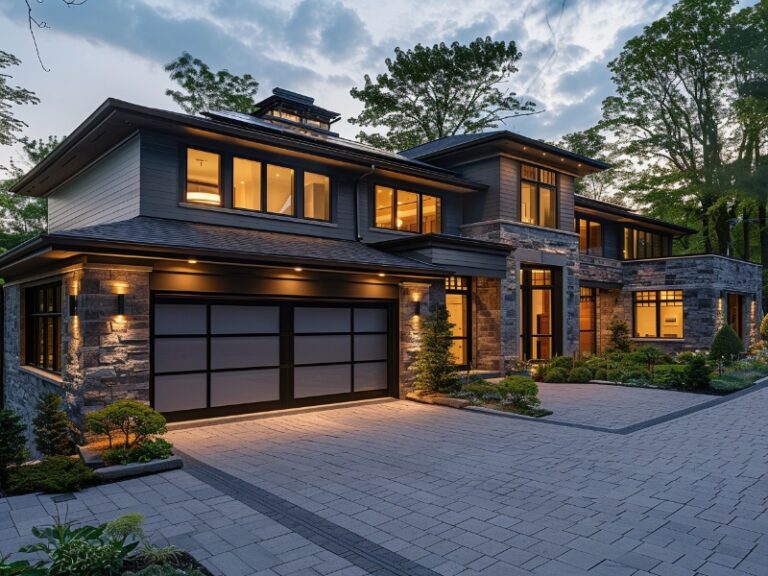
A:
0 0 708 168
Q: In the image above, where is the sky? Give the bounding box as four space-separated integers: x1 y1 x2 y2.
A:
0 0 687 168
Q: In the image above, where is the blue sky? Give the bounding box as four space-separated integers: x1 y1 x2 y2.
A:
0 0 688 167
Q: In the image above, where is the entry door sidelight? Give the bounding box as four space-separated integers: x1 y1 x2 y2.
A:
520 267 562 361
445 276 471 368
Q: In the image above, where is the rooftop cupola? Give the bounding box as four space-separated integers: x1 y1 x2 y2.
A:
253 88 341 135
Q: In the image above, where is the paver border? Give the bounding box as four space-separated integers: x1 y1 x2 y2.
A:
464 377 768 434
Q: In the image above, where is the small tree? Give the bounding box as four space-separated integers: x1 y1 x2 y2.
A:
0 409 28 492
683 354 711 390
33 392 74 457
636 344 665 375
709 324 743 365
413 307 459 393
86 400 167 449
608 318 631 352
760 313 768 341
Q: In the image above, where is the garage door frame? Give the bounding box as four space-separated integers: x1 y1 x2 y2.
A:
150 293 398 421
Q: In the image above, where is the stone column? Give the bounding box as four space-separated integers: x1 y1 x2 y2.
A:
472 277 502 372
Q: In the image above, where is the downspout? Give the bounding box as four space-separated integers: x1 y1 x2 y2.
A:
355 164 376 241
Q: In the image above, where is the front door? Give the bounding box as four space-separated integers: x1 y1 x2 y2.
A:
727 293 743 340
445 276 471 368
520 267 562 361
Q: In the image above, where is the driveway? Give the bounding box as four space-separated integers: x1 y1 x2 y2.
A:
2 384 766 576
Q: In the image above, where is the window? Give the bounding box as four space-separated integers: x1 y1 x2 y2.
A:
520 164 557 228
26 283 62 373
266 164 294 216
576 217 602 256
579 287 597 354
373 186 442 233
445 277 470 366
633 290 683 338
623 227 670 259
186 149 221 205
233 158 262 210
520 267 560 360
304 172 330 221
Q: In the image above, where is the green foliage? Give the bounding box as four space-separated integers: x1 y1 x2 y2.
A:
682 354 711 390
7 456 94 495
460 380 500 402
568 367 593 383
0 51 39 147
593 368 608 380
633 345 667 374
105 513 144 543
32 393 74 457
652 364 686 388
349 37 535 151
413 307 460 393
550 356 577 371
709 324 743 364
134 544 183 568
0 409 28 493
542 367 569 383
498 376 541 411
164 52 259 115
608 318 631 352
86 400 167 449
0 555 46 576
102 438 174 466
124 565 204 576
760 314 768 340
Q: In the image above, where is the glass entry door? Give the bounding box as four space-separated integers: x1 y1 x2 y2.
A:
445 277 471 368
727 293 743 340
520 267 561 361
579 287 597 355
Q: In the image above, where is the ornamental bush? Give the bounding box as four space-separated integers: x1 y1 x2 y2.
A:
412 307 460 393
498 376 540 411
102 439 174 466
86 400 167 450
608 318 631 352
568 367 592 383
682 354 711 390
33 392 75 457
761 313 768 341
7 456 95 495
542 367 569 383
0 409 29 493
709 324 743 365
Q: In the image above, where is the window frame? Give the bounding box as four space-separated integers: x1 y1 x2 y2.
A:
371 184 442 234
623 226 672 260
185 147 224 207
575 217 603 256
265 163 296 217
25 282 63 374
520 163 558 229
302 171 332 222
445 276 472 368
632 290 684 339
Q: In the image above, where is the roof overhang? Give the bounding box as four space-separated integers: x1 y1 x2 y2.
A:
12 99 486 198
575 196 696 236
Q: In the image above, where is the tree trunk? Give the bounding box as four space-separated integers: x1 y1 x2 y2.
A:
742 207 750 261
760 201 768 268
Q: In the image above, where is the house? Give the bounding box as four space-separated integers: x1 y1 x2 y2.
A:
1 88 761 429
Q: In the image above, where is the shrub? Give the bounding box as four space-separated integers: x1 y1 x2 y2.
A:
549 356 576 371
86 400 167 450
33 392 75 457
568 367 592 383
621 368 651 385
0 555 46 576
632 345 668 374
498 376 540 411
7 456 94 495
709 324 743 365
761 313 768 341
0 409 29 493
682 354 711 390
102 439 174 466
593 368 607 380
608 318 631 352
606 369 623 382
652 365 685 388
542 367 569 383
412 307 460 393
124 566 205 576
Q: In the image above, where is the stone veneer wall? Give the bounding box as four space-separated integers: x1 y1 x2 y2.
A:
3 265 150 449
472 277 502 371
462 220 580 358
398 280 445 397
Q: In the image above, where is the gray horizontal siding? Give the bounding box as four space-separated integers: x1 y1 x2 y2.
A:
48 134 140 232
457 158 500 224
559 174 575 232
499 157 518 221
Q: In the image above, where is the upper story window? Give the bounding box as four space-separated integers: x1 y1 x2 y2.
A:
374 185 442 234
633 290 683 339
186 149 221 205
304 172 330 221
576 217 602 256
520 163 557 229
233 157 262 211
623 227 670 259
26 283 62 373
266 164 294 216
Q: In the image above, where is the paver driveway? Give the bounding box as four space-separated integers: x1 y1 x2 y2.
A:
166 385 768 576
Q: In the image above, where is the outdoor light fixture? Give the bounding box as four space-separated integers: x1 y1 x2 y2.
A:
187 259 198 264
294 267 303 272
117 294 125 315
414 301 421 316
69 295 78 316
378 272 386 277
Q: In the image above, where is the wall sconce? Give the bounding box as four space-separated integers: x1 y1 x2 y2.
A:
116 294 125 315
69 295 78 316
414 300 421 316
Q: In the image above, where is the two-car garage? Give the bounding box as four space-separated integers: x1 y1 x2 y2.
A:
151 297 395 420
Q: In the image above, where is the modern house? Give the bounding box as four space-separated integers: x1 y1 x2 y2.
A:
1 89 762 428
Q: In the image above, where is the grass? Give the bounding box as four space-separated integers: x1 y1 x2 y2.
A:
709 370 767 393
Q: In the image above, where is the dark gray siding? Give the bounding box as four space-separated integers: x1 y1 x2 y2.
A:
48 134 140 232
456 158 500 224
602 220 621 259
559 174 575 232
499 157 519 221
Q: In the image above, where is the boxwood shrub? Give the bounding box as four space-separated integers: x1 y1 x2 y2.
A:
568 367 592 383
542 367 569 383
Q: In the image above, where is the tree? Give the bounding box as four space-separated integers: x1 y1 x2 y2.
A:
0 409 28 493
349 37 536 151
709 323 743 364
558 126 628 203
601 0 737 254
412 307 460 393
0 51 39 146
164 52 259 115
32 392 74 457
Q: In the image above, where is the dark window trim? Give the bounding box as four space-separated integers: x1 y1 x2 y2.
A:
25 282 62 374
301 170 333 222
520 163 559 229
519 266 562 361
264 162 297 218
622 226 672 260
632 290 684 339
372 184 442 234
579 286 597 354
576 217 603 257
445 276 472 369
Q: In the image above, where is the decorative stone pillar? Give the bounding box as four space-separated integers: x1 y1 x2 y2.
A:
472 277 503 372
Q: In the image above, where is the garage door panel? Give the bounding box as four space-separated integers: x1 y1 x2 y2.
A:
155 304 207 335
211 369 280 406
294 364 352 398
154 373 207 412
294 334 351 365
354 334 388 362
295 307 351 333
211 305 279 334
210 336 280 370
354 308 387 332
155 338 207 373
355 362 388 391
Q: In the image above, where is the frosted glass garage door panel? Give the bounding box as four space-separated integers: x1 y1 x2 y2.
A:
355 362 388 391
210 337 279 370
211 306 279 334
154 373 207 412
294 364 351 398
294 335 350 365
354 308 387 333
154 304 207 335
294 308 350 333
154 338 207 373
354 334 388 362
211 369 280 406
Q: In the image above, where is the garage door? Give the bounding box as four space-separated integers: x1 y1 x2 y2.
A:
151 298 393 419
